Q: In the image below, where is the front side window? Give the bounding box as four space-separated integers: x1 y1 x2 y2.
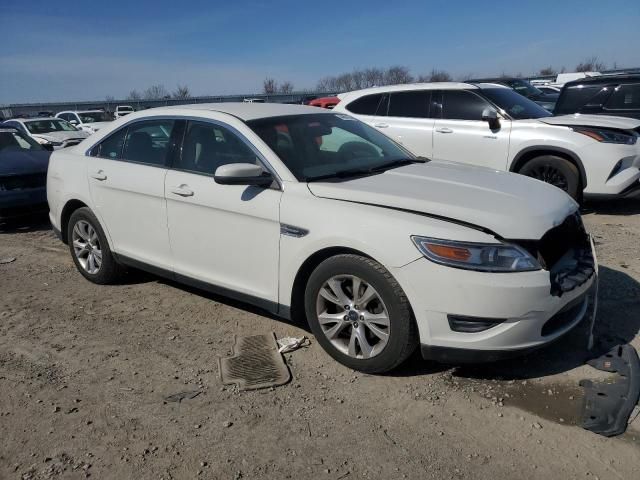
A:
345 94 384 115
387 91 430 118
176 121 258 175
441 90 492 121
0 130 44 152
605 84 640 110
122 120 176 166
247 113 415 181
479 88 552 119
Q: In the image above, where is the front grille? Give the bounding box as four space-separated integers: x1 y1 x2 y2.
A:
541 295 588 337
0 173 47 191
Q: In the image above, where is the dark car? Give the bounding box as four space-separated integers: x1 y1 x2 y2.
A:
554 74 640 120
0 126 51 220
469 77 558 111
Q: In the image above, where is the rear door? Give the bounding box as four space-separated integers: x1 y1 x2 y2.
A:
432 90 511 170
343 93 386 128
380 90 434 157
164 119 282 304
87 118 181 268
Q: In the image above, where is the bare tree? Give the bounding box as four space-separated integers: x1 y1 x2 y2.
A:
576 56 606 72
363 67 384 88
384 66 413 85
173 85 191 99
279 81 294 94
263 78 278 94
427 69 452 82
539 67 556 76
143 84 169 100
128 89 142 101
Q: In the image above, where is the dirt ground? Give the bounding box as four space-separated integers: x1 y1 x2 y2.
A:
1 199 639 480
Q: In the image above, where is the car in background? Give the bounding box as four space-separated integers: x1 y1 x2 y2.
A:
48 103 596 373
243 98 265 103
536 85 561 95
309 96 340 109
114 105 135 119
38 111 55 118
3 118 89 150
334 82 640 200
554 74 640 120
468 77 558 111
0 126 51 220
56 110 113 134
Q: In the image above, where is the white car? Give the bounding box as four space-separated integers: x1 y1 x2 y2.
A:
56 110 113 134
47 104 597 373
2 117 89 149
334 82 640 200
114 105 134 119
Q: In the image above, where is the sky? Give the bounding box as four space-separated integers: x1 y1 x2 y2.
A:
1 0 639 104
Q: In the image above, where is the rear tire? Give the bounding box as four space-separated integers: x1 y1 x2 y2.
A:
304 254 417 374
519 155 580 200
67 207 122 284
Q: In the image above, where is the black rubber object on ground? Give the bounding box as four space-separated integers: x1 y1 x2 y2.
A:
218 333 290 391
579 344 640 437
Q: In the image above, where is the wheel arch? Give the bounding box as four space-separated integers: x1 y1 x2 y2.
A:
59 199 89 244
510 146 588 189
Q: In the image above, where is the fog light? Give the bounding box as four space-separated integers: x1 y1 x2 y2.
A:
447 315 505 333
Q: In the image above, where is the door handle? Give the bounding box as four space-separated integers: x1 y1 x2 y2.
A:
435 127 453 134
170 185 194 197
90 171 107 181
374 123 389 128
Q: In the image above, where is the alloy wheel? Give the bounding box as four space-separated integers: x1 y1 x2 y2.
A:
315 275 390 359
528 165 569 192
72 220 102 274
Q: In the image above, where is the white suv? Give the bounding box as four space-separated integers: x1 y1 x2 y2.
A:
47 104 597 373
334 82 640 200
56 110 113 134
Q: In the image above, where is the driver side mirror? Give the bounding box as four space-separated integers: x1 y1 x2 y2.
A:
481 108 500 129
214 163 274 187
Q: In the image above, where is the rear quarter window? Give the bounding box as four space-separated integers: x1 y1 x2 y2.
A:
345 94 384 115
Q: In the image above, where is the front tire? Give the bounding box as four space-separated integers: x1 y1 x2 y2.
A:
304 254 417 373
67 207 121 284
519 155 580 200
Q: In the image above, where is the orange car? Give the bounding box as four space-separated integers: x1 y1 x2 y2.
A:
308 96 340 109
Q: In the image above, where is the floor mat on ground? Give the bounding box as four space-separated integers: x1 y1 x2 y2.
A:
218 333 290 391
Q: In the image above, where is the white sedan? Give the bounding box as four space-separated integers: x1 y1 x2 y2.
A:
47 103 597 373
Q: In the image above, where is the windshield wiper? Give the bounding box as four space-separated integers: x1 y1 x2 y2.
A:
306 157 429 182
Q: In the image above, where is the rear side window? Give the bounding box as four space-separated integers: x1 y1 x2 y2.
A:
387 91 430 118
92 127 127 159
122 120 176 166
605 84 640 110
345 94 384 115
441 90 490 121
176 121 258 175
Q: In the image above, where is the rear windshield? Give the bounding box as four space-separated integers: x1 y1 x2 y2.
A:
480 88 552 119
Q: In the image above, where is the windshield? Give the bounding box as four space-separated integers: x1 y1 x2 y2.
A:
0 130 45 153
25 119 77 133
481 88 552 119
503 79 543 98
79 111 112 123
247 113 419 181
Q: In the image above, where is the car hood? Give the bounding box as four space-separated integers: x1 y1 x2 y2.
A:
0 149 50 176
540 114 640 130
307 161 577 240
32 131 89 142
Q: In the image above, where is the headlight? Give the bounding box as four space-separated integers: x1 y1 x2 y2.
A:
34 137 50 145
572 127 637 145
411 236 541 272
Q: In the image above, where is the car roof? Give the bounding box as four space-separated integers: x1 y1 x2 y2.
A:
159 102 333 121
564 74 640 87
16 117 59 122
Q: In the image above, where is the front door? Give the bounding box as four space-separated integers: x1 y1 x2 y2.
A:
165 120 282 304
432 90 511 171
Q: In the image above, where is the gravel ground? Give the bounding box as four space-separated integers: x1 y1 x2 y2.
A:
1 200 639 480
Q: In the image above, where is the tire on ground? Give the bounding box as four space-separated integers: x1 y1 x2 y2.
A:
518 155 581 200
304 253 418 374
67 207 122 284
